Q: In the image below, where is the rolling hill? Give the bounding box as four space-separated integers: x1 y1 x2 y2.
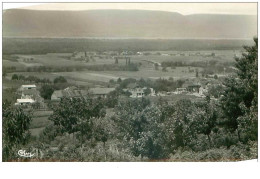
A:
3 9 257 39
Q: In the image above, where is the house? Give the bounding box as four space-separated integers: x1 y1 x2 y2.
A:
186 85 201 93
51 90 63 101
21 84 36 90
15 98 35 106
88 88 115 98
18 84 37 92
182 82 201 93
176 88 187 94
157 91 167 97
129 88 145 98
199 87 208 96
51 86 89 101
125 87 156 98
16 84 45 107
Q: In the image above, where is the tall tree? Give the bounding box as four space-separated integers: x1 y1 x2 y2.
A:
221 38 258 141
2 101 32 161
40 84 54 100
49 97 106 145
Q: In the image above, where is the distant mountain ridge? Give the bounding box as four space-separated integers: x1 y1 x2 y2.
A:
3 9 257 39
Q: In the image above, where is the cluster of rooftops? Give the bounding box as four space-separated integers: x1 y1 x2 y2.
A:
15 79 216 106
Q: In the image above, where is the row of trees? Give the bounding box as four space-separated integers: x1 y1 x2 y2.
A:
12 74 52 84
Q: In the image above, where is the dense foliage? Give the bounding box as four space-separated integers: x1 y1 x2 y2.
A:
221 37 258 142
2 101 32 161
40 85 55 100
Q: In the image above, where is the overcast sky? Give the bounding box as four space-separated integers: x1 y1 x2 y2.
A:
3 2 257 15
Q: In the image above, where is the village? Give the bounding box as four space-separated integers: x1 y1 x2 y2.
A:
14 76 220 107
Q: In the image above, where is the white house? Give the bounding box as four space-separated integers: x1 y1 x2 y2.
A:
176 88 187 94
127 87 156 98
19 84 37 91
15 98 35 106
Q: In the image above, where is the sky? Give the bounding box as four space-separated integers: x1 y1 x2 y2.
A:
3 2 257 15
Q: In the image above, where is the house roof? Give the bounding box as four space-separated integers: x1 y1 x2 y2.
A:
52 90 63 98
17 99 35 103
22 85 36 88
52 89 89 99
89 88 115 95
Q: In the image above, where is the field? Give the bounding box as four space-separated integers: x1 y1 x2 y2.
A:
29 110 53 137
4 49 237 86
54 66 202 83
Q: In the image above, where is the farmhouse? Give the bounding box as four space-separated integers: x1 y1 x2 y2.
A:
51 90 63 101
182 82 201 93
124 84 156 98
88 88 115 98
176 88 187 94
51 86 88 101
18 84 37 91
186 84 201 93
199 86 208 96
129 88 145 98
15 98 35 106
15 84 45 107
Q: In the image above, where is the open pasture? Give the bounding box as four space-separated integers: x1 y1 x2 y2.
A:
3 50 234 87
8 49 238 70
55 66 203 83
16 54 84 67
3 60 26 70
132 50 238 64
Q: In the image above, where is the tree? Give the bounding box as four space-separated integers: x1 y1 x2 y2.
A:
166 99 195 150
54 76 67 84
109 79 115 84
18 75 26 81
117 78 122 83
3 71 7 78
221 37 258 142
49 97 106 145
11 74 19 80
113 99 169 159
187 100 218 148
40 85 54 100
2 101 32 161
105 90 119 108
144 88 151 96
208 84 224 98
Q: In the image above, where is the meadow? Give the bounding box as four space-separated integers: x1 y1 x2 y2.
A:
4 50 235 86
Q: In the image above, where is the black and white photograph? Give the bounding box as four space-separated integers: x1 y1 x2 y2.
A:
1 2 258 164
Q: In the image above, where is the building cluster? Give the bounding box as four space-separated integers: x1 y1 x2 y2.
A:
14 78 217 108
123 83 156 98
51 86 116 101
15 84 44 107
173 81 211 97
